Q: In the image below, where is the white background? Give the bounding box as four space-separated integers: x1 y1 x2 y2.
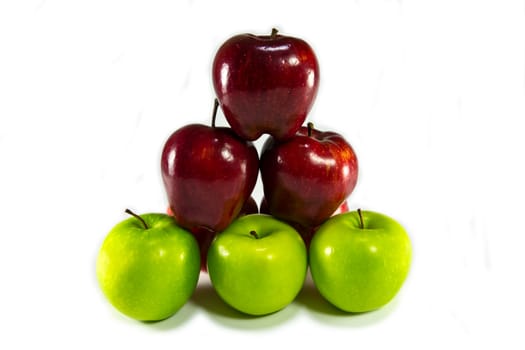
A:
1 0 524 348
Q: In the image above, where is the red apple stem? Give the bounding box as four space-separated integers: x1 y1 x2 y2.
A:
307 122 314 137
211 98 219 128
271 28 278 38
357 208 364 229
125 208 149 230
250 230 259 239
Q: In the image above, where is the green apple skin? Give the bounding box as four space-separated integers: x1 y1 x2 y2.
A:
309 210 412 313
96 213 200 321
207 214 308 316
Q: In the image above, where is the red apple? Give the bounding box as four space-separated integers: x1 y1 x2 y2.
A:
161 100 259 234
212 28 320 141
168 196 258 218
260 197 348 217
260 122 358 228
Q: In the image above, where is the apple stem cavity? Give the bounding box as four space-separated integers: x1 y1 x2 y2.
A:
307 122 314 137
250 230 259 239
211 98 219 128
125 209 149 230
271 28 278 38
357 208 364 230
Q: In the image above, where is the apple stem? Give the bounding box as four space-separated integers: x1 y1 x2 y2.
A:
211 98 219 128
357 208 364 229
271 28 278 38
307 122 314 137
250 230 259 239
125 209 149 230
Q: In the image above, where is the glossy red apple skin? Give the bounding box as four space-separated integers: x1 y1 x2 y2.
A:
161 124 259 234
260 125 358 228
212 30 320 141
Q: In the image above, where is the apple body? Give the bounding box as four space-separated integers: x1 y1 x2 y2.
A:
96 213 200 321
260 196 348 217
161 124 259 233
260 196 350 249
168 196 259 272
309 210 412 313
207 214 308 316
238 196 259 217
260 124 358 228
212 30 320 141
293 199 350 249
167 196 257 219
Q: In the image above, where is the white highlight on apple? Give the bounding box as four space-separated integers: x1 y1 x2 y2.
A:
219 63 230 93
288 56 300 66
218 245 230 257
309 152 336 167
167 150 176 176
221 146 234 162
307 70 316 88
324 246 333 256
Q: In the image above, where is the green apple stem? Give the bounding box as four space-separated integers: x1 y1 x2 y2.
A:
307 122 314 137
211 98 219 128
271 28 278 38
357 208 364 229
250 230 259 239
125 209 149 230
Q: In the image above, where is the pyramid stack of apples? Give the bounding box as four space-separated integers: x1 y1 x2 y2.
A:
96 29 412 321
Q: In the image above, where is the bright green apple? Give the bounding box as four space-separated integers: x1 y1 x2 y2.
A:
207 214 308 316
96 210 200 321
309 209 412 313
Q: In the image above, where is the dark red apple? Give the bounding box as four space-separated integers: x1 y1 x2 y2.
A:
161 101 259 234
212 28 320 141
167 196 257 218
260 122 358 228
238 196 259 217
259 196 269 215
191 226 216 272
260 196 348 217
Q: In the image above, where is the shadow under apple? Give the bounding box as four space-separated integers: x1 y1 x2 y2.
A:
294 278 348 316
294 270 400 328
140 299 198 331
190 275 300 330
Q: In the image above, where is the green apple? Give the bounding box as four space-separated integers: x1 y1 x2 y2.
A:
309 209 412 313
207 214 308 316
96 209 200 321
